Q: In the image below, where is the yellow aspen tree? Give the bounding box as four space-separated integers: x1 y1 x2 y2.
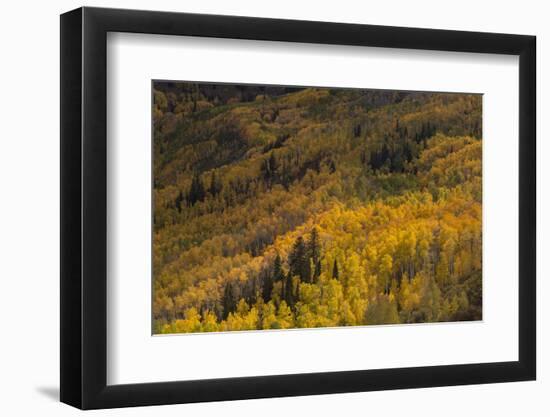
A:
276 301 294 329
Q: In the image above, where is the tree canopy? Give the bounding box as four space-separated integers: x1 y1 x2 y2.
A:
152 83 482 334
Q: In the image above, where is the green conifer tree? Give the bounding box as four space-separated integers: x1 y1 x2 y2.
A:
332 259 339 280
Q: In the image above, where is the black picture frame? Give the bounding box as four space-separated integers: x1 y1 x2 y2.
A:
60 6 536 410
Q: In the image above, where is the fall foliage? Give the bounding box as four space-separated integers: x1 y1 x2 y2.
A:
152 82 482 334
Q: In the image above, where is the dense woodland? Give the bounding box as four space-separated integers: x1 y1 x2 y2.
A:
152 82 482 334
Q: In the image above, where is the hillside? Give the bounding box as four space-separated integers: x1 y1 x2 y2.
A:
152 82 482 333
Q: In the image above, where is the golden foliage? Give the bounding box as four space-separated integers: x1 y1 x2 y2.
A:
152 84 482 333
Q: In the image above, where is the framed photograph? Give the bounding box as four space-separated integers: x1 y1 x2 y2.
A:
60 6 536 409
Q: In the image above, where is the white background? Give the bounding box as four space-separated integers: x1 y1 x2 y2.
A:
108 33 518 384
0 0 546 416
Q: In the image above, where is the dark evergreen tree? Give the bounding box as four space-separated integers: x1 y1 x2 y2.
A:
284 272 295 309
261 152 280 186
246 277 258 305
369 149 381 170
175 190 185 212
328 159 337 174
332 259 339 280
280 160 292 190
272 254 285 282
222 282 236 319
360 149 367 165
314 260 322 283
308 228 321 264
417 122 436 144
369 143 392 171
380 144 390 165
261 269 273 303
268 152 278 175
289 236 310 283
390 148 405 172
353 123 362 138
208 171 222 196
188 173 206 205
403 141 414 163
307 228 321 282
260 158 271 182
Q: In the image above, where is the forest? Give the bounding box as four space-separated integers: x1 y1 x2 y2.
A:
152 81 482 334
